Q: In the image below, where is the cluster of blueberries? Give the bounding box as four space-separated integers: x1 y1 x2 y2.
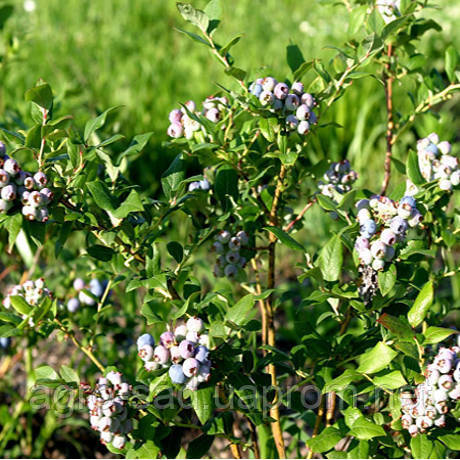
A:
417 133 459 192
249 77 317 136
67 278 108 313
212 230 249 279
188 178 210 193
86 371 132 450
137 317 211 391
167 96 228 140
400 340 460 436
354 195 422 271
3 278 51 309
0 142 53 222
2 278 52 327
317 160 358 203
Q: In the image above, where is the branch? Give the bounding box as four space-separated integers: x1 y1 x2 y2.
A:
380 43 394 195
283 198 317 232
265 164 287 459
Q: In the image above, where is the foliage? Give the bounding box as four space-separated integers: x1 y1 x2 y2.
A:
0 0 459 458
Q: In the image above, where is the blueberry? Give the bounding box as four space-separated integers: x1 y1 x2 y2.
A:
67 297 80 313
89 279 103 298
274 82 289 100
284 94 300 111
167 123 184 138
169 364 186 384
297 120 310 135
195 345 209 363
360 219 376 236
291 81 304 95
182 357 199 377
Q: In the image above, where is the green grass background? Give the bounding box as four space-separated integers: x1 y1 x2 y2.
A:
1 0 459 194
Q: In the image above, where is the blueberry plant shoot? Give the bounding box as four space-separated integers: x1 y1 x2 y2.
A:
0 0 459 459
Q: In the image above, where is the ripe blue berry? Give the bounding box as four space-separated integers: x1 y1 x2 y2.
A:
284 94 300 111
186 316 204 333
3 158 19 176
297 120 310 135
167 123 183 139
274 82 289 100
291 81 304 95
67 297 80 313
0 142 5 155
259 90 274 106
195 345 209 363
160 331 175 348
261 77 276 92
182 358 199 377
169 364 186 384
179 339 195 359
137 333 155 349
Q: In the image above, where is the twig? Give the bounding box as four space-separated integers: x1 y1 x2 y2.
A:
56 319 105 373
381 43 394 195
265 164 287 459
307 395 324 459
283 198 317 232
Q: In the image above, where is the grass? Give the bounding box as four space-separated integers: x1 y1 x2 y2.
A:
0 0 459 193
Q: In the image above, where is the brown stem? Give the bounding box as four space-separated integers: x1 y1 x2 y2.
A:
55 319 105 373
381 43 394 195
326 392 337 427
265 164 287 459
307 395 324 459
283 198 317 232
251 258 267 346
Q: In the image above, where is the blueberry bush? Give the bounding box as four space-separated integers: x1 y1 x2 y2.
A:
0 0 459 458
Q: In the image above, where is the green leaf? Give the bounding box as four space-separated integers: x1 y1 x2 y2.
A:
220 34 243 57
411 434 433 459
87 181 116 211
60 365 80 384
224 66 246 81
167 241 183 264
406 150 425 185
377 314 413 339
324 369 361 392
306 426 342 453
25 83 53 111
357 342 397 375
204 0 221 34
349 416 385 440
373 371 406 390
112 190 144 219
161 154 186 200
423 327 456 345
5 214 23 251
186 434 214 458
439 434 460 450
286 44 305 73
35 365 59 381
407 280 434 328
445 45 458 82
118 132 154 161
9 295 32 316
84 106 122 142
225 294 255 326
264 226 305 252
190 386 214 424
176 2 209 32
214 167 238 211
378 264 396 296
87 245 115 262
318 234 343 282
